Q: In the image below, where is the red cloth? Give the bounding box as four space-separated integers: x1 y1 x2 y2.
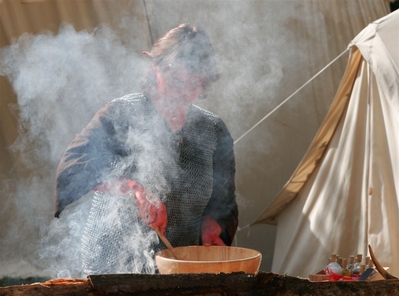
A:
201 216 225 246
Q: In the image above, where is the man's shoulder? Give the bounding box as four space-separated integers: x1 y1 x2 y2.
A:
94 93 148 120
191 105 232 138
191 104 220 123
110 93 147 105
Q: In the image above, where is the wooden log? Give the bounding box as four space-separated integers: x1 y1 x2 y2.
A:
2 272 399 296
0 278 91 296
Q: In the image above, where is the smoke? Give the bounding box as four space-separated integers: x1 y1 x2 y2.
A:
0 24 144 165
0 23 148 278
0 18 230 279
38 191 158 278
0 1 319 279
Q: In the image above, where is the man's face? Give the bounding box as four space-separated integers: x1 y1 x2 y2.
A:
156 64 207 106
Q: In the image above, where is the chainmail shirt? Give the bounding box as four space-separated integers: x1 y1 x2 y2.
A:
55 93 238 275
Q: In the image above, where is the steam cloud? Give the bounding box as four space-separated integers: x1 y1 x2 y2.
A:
0 1 310 279
0 23 148 278
0 21 231 279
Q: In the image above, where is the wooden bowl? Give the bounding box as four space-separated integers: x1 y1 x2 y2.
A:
155 246 262 274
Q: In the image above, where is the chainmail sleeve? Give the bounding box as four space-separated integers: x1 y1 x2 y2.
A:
201 117 238 246
54 94 143 217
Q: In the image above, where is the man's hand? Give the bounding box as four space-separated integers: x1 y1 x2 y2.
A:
94 178 168 235
201 216 225 246
135 189 167 236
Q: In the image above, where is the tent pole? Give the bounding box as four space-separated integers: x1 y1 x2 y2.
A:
364 61 372 258
142 0 154 45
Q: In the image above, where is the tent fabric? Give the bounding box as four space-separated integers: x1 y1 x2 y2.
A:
0 0 391 278
253 9 399 277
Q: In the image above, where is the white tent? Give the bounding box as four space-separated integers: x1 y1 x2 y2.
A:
253 9 399 278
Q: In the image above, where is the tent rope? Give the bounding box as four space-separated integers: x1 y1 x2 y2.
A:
237 223 251 232
234 48 350 145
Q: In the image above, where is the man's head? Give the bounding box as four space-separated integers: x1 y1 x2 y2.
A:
141 23 219 97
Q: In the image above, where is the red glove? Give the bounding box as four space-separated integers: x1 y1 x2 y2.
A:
94 179 168 235
135 188 167 235
201 216 225 247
